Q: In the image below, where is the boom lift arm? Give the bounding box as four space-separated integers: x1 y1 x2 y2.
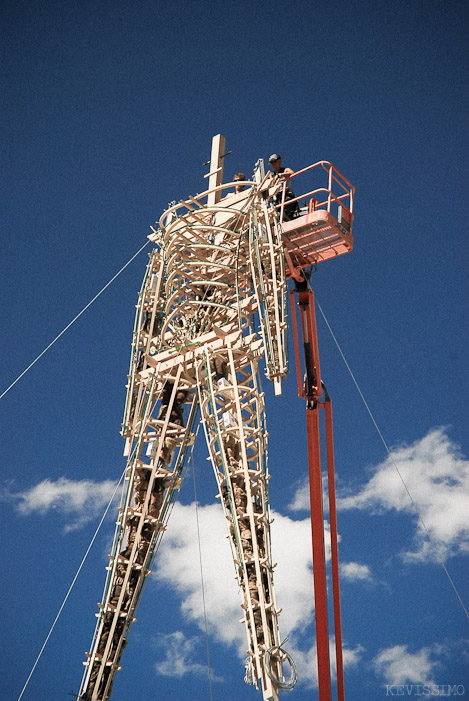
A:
276 154 354 700
289 280 345 701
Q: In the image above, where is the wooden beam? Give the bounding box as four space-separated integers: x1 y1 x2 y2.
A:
206 133 226 206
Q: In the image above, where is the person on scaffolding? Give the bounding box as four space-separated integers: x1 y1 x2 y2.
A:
268 153 299 221
222 172 248 199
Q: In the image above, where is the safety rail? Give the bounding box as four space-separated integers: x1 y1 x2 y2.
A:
278 160 354 223
277 161 355 274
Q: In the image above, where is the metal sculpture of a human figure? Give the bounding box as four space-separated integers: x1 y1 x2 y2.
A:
79 136 292 701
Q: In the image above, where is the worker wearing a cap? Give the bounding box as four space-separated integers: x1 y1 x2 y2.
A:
268 154 298 221
268 154 294 181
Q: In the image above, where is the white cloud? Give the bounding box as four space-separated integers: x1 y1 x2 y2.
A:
373 643 443 685
6 476 117 531
288 481 310 511
342 643 364 672
270 511 315 635
341 562 372 582
338 428 469 560
152 631 223 681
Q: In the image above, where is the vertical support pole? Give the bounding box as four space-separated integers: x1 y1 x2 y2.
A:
307 405 332 700
207 133 226 206
325 398 345 701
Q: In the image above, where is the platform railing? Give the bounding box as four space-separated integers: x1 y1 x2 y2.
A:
277 160 354 224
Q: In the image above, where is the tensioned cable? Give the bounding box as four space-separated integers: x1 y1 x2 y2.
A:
191 440 214 701
315 296 468 619
17 468 126 701
1 239 151 401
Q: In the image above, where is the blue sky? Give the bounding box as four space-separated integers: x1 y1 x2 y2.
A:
1 1 468 699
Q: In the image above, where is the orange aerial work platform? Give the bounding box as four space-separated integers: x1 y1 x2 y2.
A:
277 161 355 278
279 160 355 701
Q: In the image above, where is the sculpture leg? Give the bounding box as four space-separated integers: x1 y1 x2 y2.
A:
196 347 282 701
81 368 198 700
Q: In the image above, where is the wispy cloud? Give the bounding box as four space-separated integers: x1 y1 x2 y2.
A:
4 476 117 531
337 428 469 560
373 640 469 692
152 631 223 681
372 643 444 685
341 562 372 581
288 481 310 512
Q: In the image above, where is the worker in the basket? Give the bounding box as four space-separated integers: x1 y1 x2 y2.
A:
268 153 299 221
